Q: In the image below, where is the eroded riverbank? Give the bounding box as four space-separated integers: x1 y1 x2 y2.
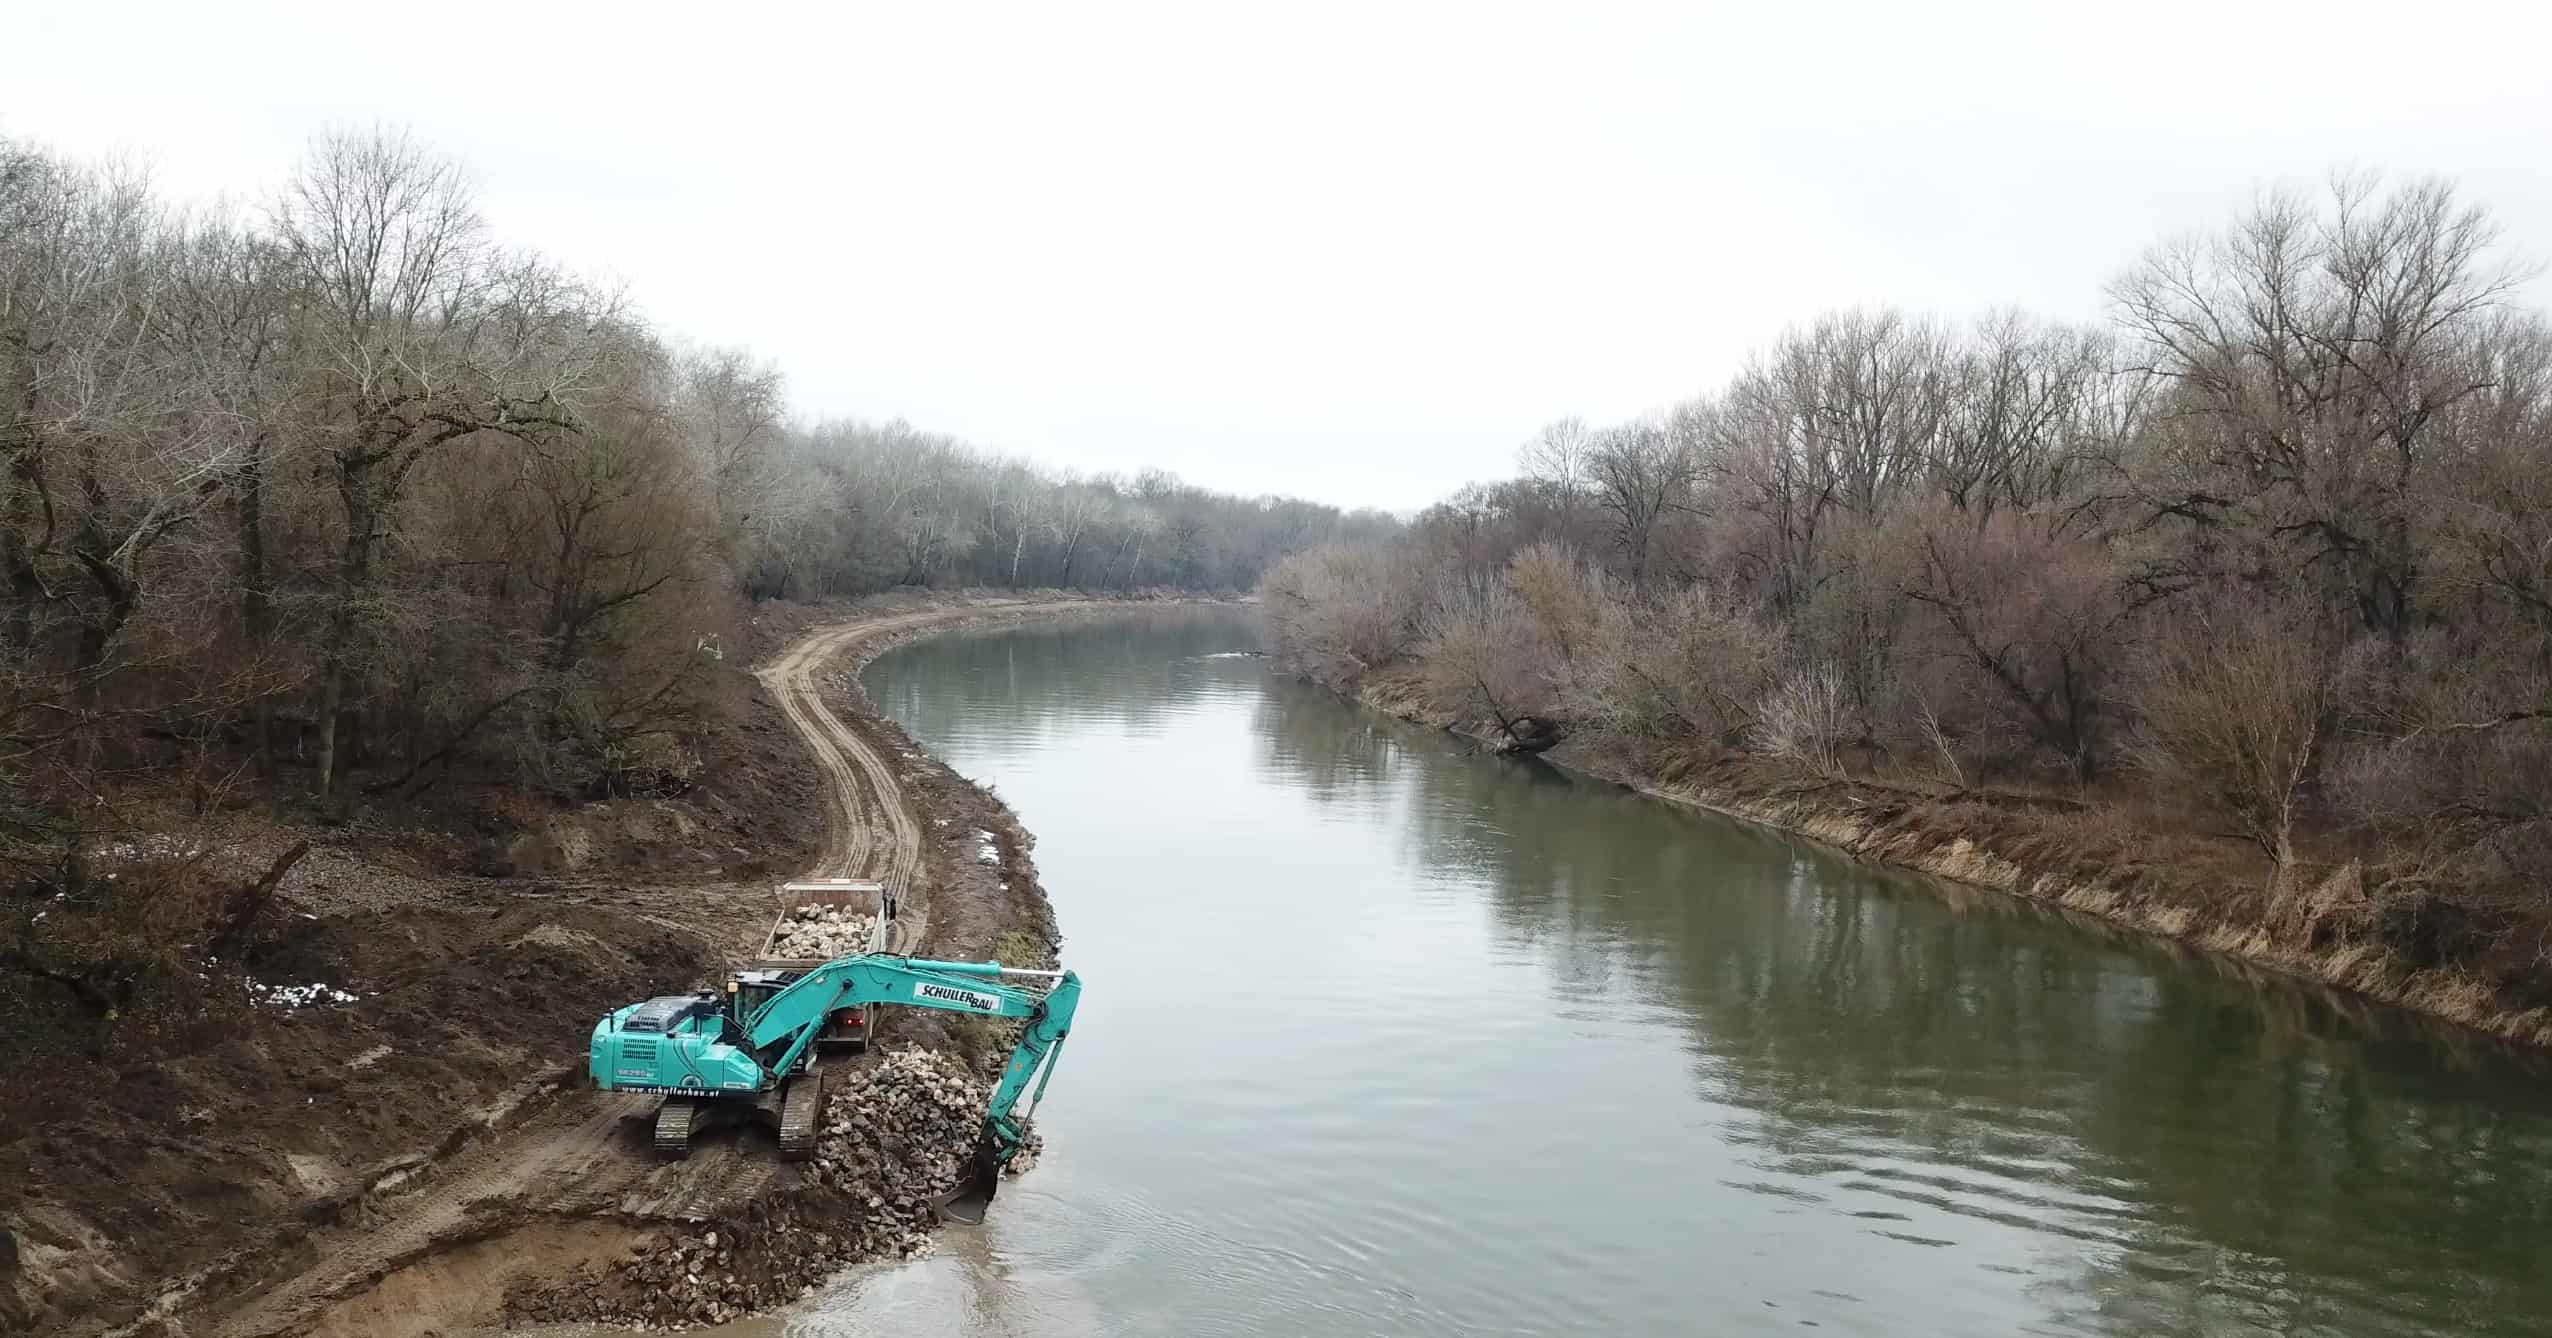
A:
1344 669 2552 1052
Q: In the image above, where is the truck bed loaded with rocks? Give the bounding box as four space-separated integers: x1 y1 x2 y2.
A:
741 878 902 1052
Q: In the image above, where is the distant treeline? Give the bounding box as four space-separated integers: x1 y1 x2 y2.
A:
737 421 1397 601
0 127 1393 835
1270 173 2552 920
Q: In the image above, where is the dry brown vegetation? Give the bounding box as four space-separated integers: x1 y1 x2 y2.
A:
1267 172 2552 1031
1 127 1378 1062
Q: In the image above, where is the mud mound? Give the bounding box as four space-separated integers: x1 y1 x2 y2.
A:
507 1050 1043 1330
2 879 734 1336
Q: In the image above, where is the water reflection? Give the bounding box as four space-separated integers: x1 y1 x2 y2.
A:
1242 650 2552 1338
864 611 1251 747
832 611 2552 1338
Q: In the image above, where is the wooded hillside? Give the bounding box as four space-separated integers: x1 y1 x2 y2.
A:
0 127 1390 841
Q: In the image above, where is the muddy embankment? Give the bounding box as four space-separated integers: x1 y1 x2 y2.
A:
1347 669 2552 1052
14 592 1198 1338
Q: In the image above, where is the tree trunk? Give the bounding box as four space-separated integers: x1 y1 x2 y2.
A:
3 352 44 655
316 465 380 800
237 440 274 775
314 645 347 799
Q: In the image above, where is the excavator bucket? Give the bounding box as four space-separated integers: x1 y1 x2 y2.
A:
936 1138 1004 1225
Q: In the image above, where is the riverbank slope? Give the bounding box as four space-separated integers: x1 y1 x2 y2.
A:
10 591 1188 1338
1345 666 2552 1051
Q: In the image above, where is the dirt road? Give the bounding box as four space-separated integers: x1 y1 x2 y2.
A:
185 598 1110 1338
759 620 926 885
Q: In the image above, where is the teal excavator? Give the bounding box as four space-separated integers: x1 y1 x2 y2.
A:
588 954 1080 1221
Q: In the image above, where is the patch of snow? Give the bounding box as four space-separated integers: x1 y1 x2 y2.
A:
96 834 211 862
247 979 362 1010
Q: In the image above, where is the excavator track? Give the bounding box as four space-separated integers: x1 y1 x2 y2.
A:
778 1072 824 1163
653 1099 698 1159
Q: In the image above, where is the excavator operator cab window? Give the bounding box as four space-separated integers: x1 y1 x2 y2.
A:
731 970 791 1024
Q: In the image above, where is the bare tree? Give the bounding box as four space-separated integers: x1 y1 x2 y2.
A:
1587 419 1695 588
1568 582 1778 746
1263 543 1422 684
1044 479 1105 588
675 344 786 565
1932 312 2107 516
1418 574 1556 749
1106 506 1161 590
165 209 299 771
1518 416 1594 546
2109 173 2532 647
271 127 609 796
1757 662 1850 777
1899 506 2139 784
2130 599 2338 881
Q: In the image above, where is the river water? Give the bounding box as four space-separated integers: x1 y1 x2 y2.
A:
773 611 2549 1337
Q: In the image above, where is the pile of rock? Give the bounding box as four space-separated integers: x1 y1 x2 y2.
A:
509 1049 1042 1331
768 902 878 959
802 1048 1026 1256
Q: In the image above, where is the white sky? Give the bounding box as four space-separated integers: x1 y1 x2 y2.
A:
11 1 2551 512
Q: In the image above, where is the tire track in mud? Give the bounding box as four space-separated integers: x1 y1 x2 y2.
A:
193 600 1091 1338
756 619 928 886
756 599 1107 946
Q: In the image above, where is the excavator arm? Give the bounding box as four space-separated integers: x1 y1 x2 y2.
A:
738 955 1079 1162
591 953 1079 1215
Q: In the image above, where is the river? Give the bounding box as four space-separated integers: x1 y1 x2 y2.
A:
771 610 2550 1337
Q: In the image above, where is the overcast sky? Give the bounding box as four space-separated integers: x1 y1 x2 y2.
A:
12 2 2551 511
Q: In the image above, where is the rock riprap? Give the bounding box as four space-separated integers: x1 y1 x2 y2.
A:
507 1049 1042 1330
767 902 879 959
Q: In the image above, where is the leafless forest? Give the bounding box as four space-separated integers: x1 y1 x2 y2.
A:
0 129 1384 1018
1270 174 2552 992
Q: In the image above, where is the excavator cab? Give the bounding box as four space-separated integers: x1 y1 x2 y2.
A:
733 968 868 1052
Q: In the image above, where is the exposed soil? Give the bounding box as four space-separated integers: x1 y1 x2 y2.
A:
8 592 1175 1338
501 1050 1046 1330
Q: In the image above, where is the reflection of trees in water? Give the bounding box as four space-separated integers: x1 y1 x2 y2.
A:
888 620 2552 1335
867 612 1259 748
1245 675 2552 1337
1245 675 1421 807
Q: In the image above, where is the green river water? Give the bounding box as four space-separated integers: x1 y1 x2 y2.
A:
756 610 2551 1337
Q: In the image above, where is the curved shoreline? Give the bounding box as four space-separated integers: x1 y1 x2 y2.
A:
1343 674 2552 1054
169 594 1209 1338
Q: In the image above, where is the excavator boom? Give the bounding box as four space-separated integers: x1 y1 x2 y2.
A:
588 953 1079 1215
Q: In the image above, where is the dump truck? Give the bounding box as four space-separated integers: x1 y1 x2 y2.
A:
735 878 901 1054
